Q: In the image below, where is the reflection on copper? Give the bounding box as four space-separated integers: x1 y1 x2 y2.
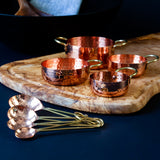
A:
90 71 131 97
55 36 127 69
9 94 43 111
65 36 114 69
108 54 157 77
15 127 36 139
7 118 33 130
7 105 37 122
41 58 91 86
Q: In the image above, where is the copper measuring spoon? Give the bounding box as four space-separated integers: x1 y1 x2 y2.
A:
8 94 103 123
9 94 73 117
7 95 104 139
7 106 104 139
7 105 70 130
8 105 38 122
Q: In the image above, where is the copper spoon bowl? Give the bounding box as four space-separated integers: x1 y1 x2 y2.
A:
15 127 36 139
7 95 104 139
8 94 77 118
9 94 43 111
7 105 38 122
7 118 33 130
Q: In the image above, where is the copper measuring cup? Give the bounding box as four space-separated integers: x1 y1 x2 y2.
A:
54 36 126 69
41 58 102 86
90 67 137 97
108 54 159 77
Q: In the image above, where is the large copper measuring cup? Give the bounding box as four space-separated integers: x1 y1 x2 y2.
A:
90 67 137 97
108 54 159 77
54 36 126 69
41 58 102 86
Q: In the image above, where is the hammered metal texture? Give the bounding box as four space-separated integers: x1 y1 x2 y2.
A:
41 58 90 86
108 54 147 77
90 71 130 97
65 36 114 69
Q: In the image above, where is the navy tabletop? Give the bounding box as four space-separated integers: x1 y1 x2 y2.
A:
1 41 160 160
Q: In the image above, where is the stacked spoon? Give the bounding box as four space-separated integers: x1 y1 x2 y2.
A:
7 94 104 139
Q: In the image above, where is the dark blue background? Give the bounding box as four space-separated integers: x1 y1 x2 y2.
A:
0 0 160 159
1 40 160 160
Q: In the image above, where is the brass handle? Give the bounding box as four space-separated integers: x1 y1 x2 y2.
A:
113 39 127 47
74 112 104 127
144 54 159 64
54 37 68 46
88 59 103 69
115 67 137 79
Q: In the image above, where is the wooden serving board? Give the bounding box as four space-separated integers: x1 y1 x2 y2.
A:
1 33 160 114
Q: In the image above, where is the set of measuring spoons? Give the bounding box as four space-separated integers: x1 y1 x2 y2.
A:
7 94 104 139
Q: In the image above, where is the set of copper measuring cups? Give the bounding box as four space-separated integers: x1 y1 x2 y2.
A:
41 36 159 97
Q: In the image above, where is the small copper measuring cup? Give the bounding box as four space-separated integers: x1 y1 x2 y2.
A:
41 58 102 86
54 36 126 69
90 67 137 97
108 54 159 77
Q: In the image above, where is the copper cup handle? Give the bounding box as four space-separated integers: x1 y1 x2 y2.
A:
113 39 127 47
115 67 138 79
144 54 159 64
88 60 103 69
54 37 68 46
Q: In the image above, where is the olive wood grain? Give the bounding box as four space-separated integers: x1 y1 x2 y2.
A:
1 33 160 114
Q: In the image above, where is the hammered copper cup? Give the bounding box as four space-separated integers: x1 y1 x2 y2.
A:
108 54 159 77
54 36 126 69
90 67 137 97
41 58 102 86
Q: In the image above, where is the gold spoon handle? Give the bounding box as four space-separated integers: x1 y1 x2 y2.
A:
44 107 74 117
37 126 99 132
36 116 104 132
